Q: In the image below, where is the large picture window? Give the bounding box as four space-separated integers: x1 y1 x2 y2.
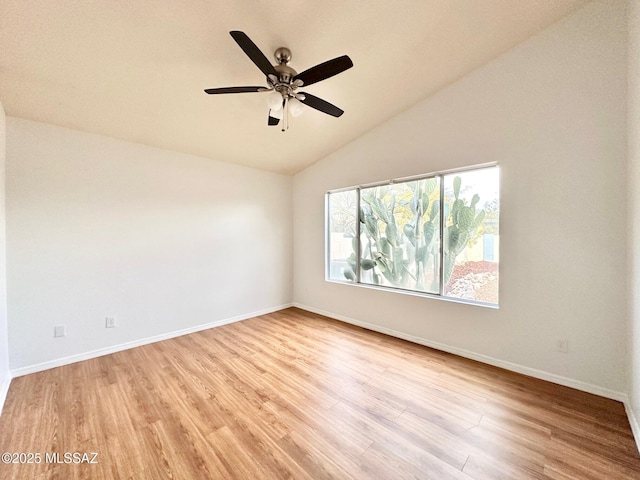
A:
326 165 500 306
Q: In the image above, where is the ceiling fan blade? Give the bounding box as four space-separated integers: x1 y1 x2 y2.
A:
230 31 278 78
299 92 344 117
293 55 353 87
204 86 265 94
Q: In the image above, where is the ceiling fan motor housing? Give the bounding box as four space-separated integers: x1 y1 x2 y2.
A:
273 62 296 84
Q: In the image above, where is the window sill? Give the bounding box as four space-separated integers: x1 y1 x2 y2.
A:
325 278 499 309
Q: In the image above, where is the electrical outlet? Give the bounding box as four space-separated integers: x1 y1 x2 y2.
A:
556 339 569 353
105 316 117 328
54 325 66 338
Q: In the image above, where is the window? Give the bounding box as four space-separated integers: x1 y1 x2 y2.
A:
326 165 500 306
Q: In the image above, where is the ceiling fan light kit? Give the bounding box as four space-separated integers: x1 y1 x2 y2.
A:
204 31 353 131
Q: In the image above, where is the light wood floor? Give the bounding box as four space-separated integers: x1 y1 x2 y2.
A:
0 308 639 479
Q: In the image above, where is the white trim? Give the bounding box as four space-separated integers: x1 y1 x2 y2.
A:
293 303 627 402
10 304 292 378
0 372 11 415
326 162 499 193
625 400 640 455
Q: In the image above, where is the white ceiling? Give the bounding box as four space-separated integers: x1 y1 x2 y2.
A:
0 0 589 175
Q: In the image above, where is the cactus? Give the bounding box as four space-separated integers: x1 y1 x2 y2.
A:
443 176 486 285
354 175 486 292
332 168 493 296
358 179 440 292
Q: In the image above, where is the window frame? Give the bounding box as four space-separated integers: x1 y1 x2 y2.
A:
325 163 499 308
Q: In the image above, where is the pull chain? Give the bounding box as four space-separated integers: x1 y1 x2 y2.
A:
281 97 289 132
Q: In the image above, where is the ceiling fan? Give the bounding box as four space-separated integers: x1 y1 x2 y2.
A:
204 31 353 131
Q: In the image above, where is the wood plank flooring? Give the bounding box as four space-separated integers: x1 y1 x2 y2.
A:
0 307 638 479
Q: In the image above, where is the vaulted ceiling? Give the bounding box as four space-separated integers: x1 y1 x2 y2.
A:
0 0 589 174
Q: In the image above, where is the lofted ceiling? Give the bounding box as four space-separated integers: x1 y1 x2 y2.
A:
0 0 589 175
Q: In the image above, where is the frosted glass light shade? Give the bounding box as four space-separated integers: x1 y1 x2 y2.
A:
270 108 283 119
267 91 283 111
288 98 305 117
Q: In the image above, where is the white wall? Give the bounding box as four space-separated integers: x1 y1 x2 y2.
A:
0 101 10 410
293 0 628 397
628 0 640 441
6 118 292 371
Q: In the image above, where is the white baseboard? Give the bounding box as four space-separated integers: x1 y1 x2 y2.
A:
11 303 293 379
625 400 640 455
293 303 627 403
0 371 11 415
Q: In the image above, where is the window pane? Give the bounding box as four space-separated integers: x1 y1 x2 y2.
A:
327 190 358 282
360 178 441 294
443 167 499 304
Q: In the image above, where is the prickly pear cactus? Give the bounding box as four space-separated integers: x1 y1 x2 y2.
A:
357 179 441 292
443 177 486 285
